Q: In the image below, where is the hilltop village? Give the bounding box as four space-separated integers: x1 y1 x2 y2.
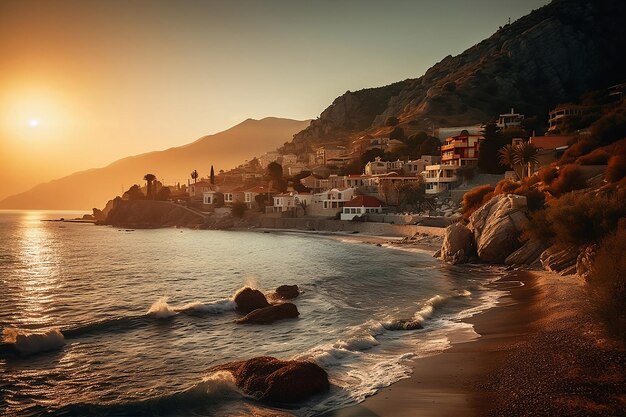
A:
95 83 624 230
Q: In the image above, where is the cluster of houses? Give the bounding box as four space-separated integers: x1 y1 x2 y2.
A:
167 105 587 221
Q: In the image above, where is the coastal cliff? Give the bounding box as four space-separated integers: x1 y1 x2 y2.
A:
292 0 626 145
101 200 206 229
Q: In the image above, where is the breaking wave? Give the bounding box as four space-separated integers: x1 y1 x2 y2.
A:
2 327 66 355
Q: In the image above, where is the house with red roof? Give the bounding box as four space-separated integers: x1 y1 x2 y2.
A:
340 196 385 220
530 135 575 167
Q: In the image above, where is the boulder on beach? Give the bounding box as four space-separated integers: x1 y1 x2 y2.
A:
540 244 579 275
275 285 300 300
505 238 549 266
440 222 474 264
236 303 300 325
469 194 529 263
385 319 423 330
576 244 597 280
212 356 329 403
234 287 270 314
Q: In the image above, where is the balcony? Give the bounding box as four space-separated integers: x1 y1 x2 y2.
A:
442 153 461 161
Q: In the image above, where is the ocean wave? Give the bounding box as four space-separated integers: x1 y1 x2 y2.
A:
2 327 65 355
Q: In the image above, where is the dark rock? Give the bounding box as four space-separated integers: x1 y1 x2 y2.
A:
275 285 299 300
233 287 270 314
576 244 597 280
385 319 423 330
213 356 329 404
540 245 580 274
236 303 299 325
440 222 474 264
505 239 549 266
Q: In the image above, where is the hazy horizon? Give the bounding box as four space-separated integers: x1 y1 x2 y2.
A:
1 0 548 201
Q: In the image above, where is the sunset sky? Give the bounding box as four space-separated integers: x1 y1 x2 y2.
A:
0 0 548 201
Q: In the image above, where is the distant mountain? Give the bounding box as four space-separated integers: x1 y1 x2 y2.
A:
0 117 310 210
291 0 626 146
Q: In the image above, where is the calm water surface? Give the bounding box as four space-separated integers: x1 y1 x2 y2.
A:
0 210 503 416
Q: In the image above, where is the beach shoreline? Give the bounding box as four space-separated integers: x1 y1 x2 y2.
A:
322 269 626 417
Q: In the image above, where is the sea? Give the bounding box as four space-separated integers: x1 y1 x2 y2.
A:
0 210 506 417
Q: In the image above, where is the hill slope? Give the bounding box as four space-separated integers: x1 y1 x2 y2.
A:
292 0 626 145
0 117 310 210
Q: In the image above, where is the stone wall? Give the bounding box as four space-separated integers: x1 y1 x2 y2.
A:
257 217 445 237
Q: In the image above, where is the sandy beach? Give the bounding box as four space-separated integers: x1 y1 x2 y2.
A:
323 269 626 417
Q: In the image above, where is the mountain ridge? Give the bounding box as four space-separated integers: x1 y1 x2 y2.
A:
0 117 310 210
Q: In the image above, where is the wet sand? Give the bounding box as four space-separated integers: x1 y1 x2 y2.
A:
323 270 626 417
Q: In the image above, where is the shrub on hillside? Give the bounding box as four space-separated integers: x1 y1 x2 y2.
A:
385 116 399 127
524 191 626 247
606 155 626 183
587 227 626 342
549 165 586 196
493 179 519 195
461 185 494 220
537 166 559 185
576 148 610 165
559 139 595 164
231 202 248 218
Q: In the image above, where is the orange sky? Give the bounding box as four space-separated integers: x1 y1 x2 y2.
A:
0 0 548 201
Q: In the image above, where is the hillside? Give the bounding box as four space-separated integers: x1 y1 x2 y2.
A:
0 117 310 210
292 0 626 146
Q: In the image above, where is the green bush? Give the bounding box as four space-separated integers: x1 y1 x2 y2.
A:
587 227 626 342
461 185 494 220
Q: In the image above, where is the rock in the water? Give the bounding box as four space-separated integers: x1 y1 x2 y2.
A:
440 222 474 264
576 244 597 280
505 239 549 266
212 356 329 404
469 194 529 263
233 287 270 314
275 285 299 300
540 245 580 273
384 319 423 330
236 303 299 325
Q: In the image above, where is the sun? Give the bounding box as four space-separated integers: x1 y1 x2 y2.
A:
28 119 40 128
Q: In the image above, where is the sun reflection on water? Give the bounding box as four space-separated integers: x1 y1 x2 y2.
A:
14 211 60 328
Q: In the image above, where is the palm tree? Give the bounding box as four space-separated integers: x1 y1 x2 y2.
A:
513 142 539 178
190 169 198 184
498 145 523 179
143 173 156 199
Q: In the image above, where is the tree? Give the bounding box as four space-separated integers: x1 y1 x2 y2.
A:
478 123 509 174
389 126 405 140
419 137 441 156
397 180 426 209
210 165 215 185
122 184 144 200
498 144 523 179
143 174 156 199
190 169 199 183
231 201 248 218
266 161 283 182
513 142 539 178
156 186 171 201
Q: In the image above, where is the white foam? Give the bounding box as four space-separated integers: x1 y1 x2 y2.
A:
180 299 237 314
2 327 65 355
147 297 177 319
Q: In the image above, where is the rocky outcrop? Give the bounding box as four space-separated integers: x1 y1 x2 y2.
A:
236 303 299 325
505 239 549 266
233 287 271 314
274 285 300 300
576 244 597 280
440 222 474 264
102 200 206 229
384 319 423 331
213 356 329 404
469 194 529 263
540 245 580 275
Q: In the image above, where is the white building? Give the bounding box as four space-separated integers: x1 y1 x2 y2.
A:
364 157 404 175
340 196 385 220
402 155 440 176
269 191 312 213
497 108 524 129
423 164 460 194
